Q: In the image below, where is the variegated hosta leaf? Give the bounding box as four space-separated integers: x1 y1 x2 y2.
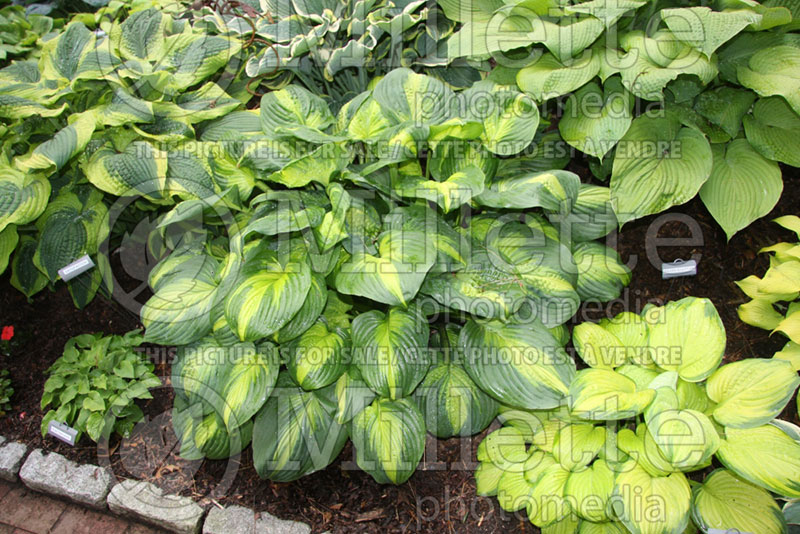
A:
527 461 574 527
552 424 606 471
661 7 761 57
699 139 783 241
0 167 49 233
40 22 96 82
334 365 376 424
569 368 655 420
744 96 800 167
416 360 498 438
85 139 168 199
611 466 692 534
174 340 279 430
268 143 350 188
692 469 787 534
253 374 348 482
373 68 454 125
172 395 252 460
156 32 243 91
517 51 601 102
273 272 328 344
617 424 679 477
0 94 65 120
476 170 581 213
737 45 800 115
350 397 426 485
573 322 628 369
716 424 800 498
0 224 18 276
461 81 539 156
547 184 617 243
396 164 485 213
335 229 436 307
154 83 242 123
10 236 48 299
286 322 349 391
559 77 633 161
260 85 336 142
572 242 630 302
16 111 98 174
564 459 615 523
575 520 628 534
224 246 312 342
241 191 327 239
707 358 800 429
611 113 713 226
459 319 575 410
351 307 431 400
109 8 170 62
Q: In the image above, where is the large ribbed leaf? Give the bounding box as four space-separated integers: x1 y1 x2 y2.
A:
273 273 328 344
336 229 435 307
461 81 539 155
373 68 454 125
661 7 761 57
694 87 756 139
611 466 691 534
692 469 787 534
40 22 95 81
351 307 430 399
552 424 606 471
260 85 335 142
334 365 376 424
570 368 655 420
0 167 49 233
572 322 628 369
547 185 617 243
572 242 630 302
476 170 580 213
396 165 485 213
611 113 713 225
564 459 615 523
617 424 678 477
286 322 349 391
158 33 243 90
645 297 725 382
0 225 17 276
716 424 800 498
459 319 575 410
707 358 800 429
737 46 800 115
699 139 783 240
253 375 348 481
172 395 252 460
85 139 168 199
517 51 601 101
17 111 97 173
350 397 426 484
10 236 47 298
109 8 169 61
268 144 350 188
744 97 800 167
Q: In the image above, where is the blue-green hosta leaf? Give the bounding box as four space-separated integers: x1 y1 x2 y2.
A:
564 459 615 523
351 397 426 485
200 110 262 141
737 46 800 115
517 51 601 101
559 77 633 161
717 424 800 498
347 96 394 141
699 139 782 240
744 97 800 167
694 87 757 139
461 82 539 155
416 360 499 438
268 143 350 188
133 117 194 144
315 183 351 252
0 224 17 275
224 246 312 341
0 94 66 120
253 375 348 481
707 358 800 429
153 82 242 123
459 319 575 410
476 170 581 213
396 164 485 213
96 88 155 127
611 466 691 534
436 0 503 22
241 191 327 239
334 365 376 425
530 16 605 63
40 22 95 82
610 113 713 226
260 85 335 141
645 297 725 382
0 167 49 233
16 111 98 173
156 33 243 90
85 139 168 199
570 368 655 420
661 7 761 57
373 68 455 125
547 184 617 243
351 307 431 399
10 236 47 299
286 322 349 391
336 229 436 307
109 8 170 61
572 242 630 302
692 469 787 534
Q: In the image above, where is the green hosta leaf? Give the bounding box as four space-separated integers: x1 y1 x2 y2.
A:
260 85 336 142
336 230 435 307
224 247 312 342
699 139 783 240
373 68 454 125
273 273 328 344
85 139 168 199
17 111 97 174
334 366 376 424
476 170 581 213
286 322 349 391
717 424 800 498
564 459 615 523
396 164 485 213
533 17 605 63
738 46 800 115
268 144 350 188
744 97 800 167
10 236 47 298
109 8 169 61
645 297 725 382
462 82 539 155
559 77 633 160
611 113 713 226
416 360 498 438
707 358 800 429
0 94 65 120
565 0 646 28
315 183 351 252
692 469 787 534
517 51 601 101
253 375 348 481
570 368 655 420
241 191 326 238
351 307 430 399
351 397 426 485
0 225 17 275
547 184 617 243
572 242 630 302
611 466 691 534
527 461 573 526
459 319 575 410
661 7 761 57
0 167 49 233
694 87 756 139
553 424 606 471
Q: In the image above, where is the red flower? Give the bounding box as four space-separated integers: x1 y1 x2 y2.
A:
1 326 13 341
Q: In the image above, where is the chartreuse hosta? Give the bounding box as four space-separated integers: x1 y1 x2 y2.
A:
133 65 632 485
439 0 800 239
475 296 800 534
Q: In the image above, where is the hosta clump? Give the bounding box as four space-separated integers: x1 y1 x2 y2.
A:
476 296 800 534
40 330 161 442
138 68 632 484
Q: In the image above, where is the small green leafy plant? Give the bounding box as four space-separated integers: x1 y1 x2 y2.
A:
476 296 800 534
41 330 161 442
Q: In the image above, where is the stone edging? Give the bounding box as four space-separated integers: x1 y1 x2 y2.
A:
0 435 316 534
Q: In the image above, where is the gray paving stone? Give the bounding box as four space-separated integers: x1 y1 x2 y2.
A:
256 512 311 534
0 439 27 481
203 505 254 534
108 479 204 534
19 449 113 510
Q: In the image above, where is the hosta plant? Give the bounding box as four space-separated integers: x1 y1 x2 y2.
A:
41 330 161 442
475 296 800 534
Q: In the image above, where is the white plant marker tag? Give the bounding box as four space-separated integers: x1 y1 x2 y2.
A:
661 258 697 279
47 420 78 446
57 254 95 282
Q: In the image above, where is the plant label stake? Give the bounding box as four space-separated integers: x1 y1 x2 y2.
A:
57 255 95 282
661 258 697 279
47 420 78 446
